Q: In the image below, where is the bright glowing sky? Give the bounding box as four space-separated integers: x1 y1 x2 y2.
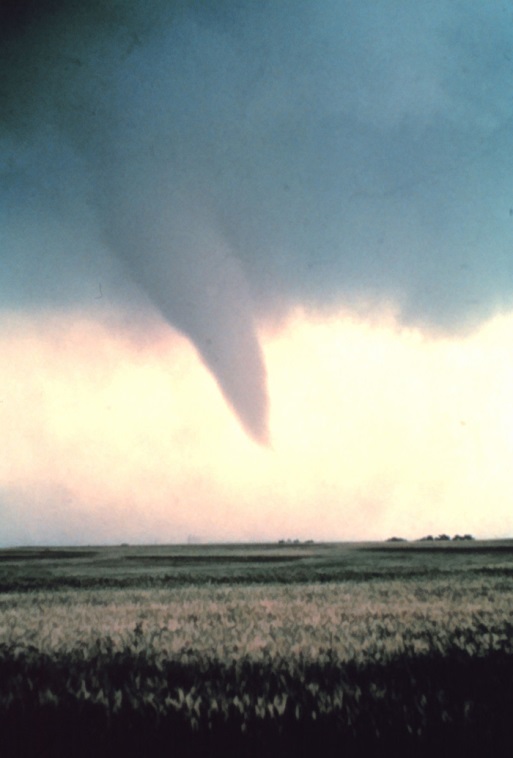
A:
2 305 513 545
1 1 513 544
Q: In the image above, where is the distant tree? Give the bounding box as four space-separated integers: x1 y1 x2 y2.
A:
463 534 475 541
386 537 407 542
436 534 451 541
419 535 434 541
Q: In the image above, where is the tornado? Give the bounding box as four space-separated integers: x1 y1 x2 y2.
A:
0 2 270 444
4 0 511 449
103 186 270 445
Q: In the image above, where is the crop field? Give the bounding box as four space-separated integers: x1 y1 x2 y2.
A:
1 541 513 757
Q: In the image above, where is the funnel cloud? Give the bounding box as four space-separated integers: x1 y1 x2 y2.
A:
1 1 513 440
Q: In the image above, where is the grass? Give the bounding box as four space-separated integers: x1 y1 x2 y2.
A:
1 539 512 591
1 540 513 756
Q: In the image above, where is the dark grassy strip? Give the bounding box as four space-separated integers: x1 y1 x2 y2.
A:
364 545 513 554
0 569 446 593
123 555 305 564
0 550 98 562
1 564 513 593
0 645 512 757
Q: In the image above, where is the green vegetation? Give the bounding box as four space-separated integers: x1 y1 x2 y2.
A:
0 539 512 592
0 541 513 756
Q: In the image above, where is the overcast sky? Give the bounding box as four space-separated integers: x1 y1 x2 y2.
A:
1 1 513 544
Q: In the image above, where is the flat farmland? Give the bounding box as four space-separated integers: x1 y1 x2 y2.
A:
2 539 513 590
1 541 513 757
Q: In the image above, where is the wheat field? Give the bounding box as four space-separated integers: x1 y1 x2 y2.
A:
1 541 512 756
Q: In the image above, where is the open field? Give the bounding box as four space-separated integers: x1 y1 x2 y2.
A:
1 541 513 756
1 538 513 591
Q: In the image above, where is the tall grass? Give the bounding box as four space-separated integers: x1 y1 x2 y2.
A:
1 574 513 756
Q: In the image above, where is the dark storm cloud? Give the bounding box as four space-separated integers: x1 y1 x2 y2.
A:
2 1 513 438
